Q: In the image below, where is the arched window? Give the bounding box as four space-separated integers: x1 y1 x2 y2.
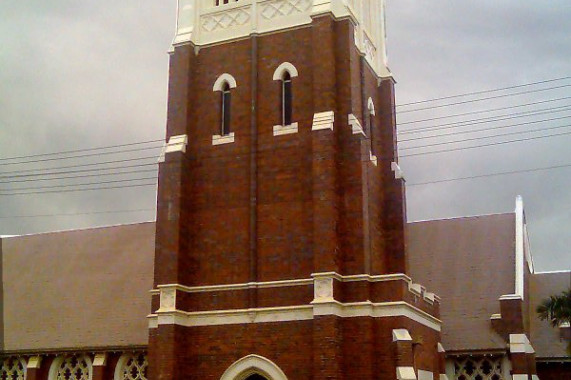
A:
221 82 232 135
114 353 148 380
272 62 299 136
49 354 92 380
367 97 376 154
212 73 237 145
0 357 26 380
281 72 292 126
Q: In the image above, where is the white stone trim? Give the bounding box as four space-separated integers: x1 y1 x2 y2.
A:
212 132 235 145
370 151 378 166
391 161 404 179
515 195 525 298
158 287 177 312
148 301 441 331
348 114 365 136
313 276 334 303
312 301 442 331
272 62 299 80
157 277 313 293
153 272 439 303
439 375 449 380
27 356 41 369
312 111 334 131
531 375 540 380
220 354 288 380
273 122 298 136
392 328 412 342
158 134 188 162
509 333 535 354
92 353 107 367
437 342 445 353
397 366 417 380
512 375 529 380
418 370 433 380
213 73 237 92
499 294 523 301
367 97 376 116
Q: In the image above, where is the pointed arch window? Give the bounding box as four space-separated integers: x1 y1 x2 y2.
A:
272 62 299 136
212 73 237 145
281 72 292 127
221 82 232 136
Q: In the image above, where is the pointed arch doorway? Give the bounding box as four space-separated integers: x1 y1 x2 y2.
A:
219 354 288 380
244 375 268 380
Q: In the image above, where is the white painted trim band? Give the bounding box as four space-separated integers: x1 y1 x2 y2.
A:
148 300 442 331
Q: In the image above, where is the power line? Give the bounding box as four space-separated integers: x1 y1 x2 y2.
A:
0 208 155 219
0 155 159 176
1 176 158 194
397 84 571 114
396 76 571 107
1 182 157 196
400 123 571 150
398 115 571 143
0 139 163 161
397 96 571 126
0 162 158 180
400 130 571 158
0 168 158 185
0 145 163 166
398 105 571 135
407 163 571 186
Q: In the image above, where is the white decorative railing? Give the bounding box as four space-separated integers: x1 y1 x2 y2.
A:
172 0 390 77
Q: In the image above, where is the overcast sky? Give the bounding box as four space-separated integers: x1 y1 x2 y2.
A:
1 1 569 271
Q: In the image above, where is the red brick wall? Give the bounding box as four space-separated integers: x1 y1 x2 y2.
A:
537 361 571 380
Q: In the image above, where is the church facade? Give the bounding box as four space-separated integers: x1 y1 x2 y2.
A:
1 1 566 380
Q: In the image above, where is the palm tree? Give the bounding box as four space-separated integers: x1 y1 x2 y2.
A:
537 289 571 354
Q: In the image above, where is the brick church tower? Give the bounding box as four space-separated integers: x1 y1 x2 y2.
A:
149 1 445 379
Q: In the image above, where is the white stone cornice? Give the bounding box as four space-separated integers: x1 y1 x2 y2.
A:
148 300 442 331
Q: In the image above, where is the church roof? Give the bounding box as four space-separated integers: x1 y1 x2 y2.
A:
0 222 155 353
407 213 517 353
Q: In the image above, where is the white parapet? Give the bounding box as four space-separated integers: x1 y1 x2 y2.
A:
171 0 391 77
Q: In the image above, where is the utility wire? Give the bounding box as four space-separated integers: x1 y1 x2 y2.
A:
398 96 571 126
0 156 159 176
407 163 571 186
400 122 571 149
1 176 159 194
397 76 571 107
1 182 157 196
0 162 158 180
398 105 571 135
0 145 163 166
0 208 155 219
400 130 571 158
0 139 163 161
0 169 158 185
397 84 571 114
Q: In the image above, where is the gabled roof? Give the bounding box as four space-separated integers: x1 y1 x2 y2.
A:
407 212 517 352
0 222 155 352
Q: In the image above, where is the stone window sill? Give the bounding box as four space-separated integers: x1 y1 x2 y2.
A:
273 122 298 136
212 132 235 145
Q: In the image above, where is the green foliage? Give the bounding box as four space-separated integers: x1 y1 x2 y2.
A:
537 289 571 355
536 289 571 327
